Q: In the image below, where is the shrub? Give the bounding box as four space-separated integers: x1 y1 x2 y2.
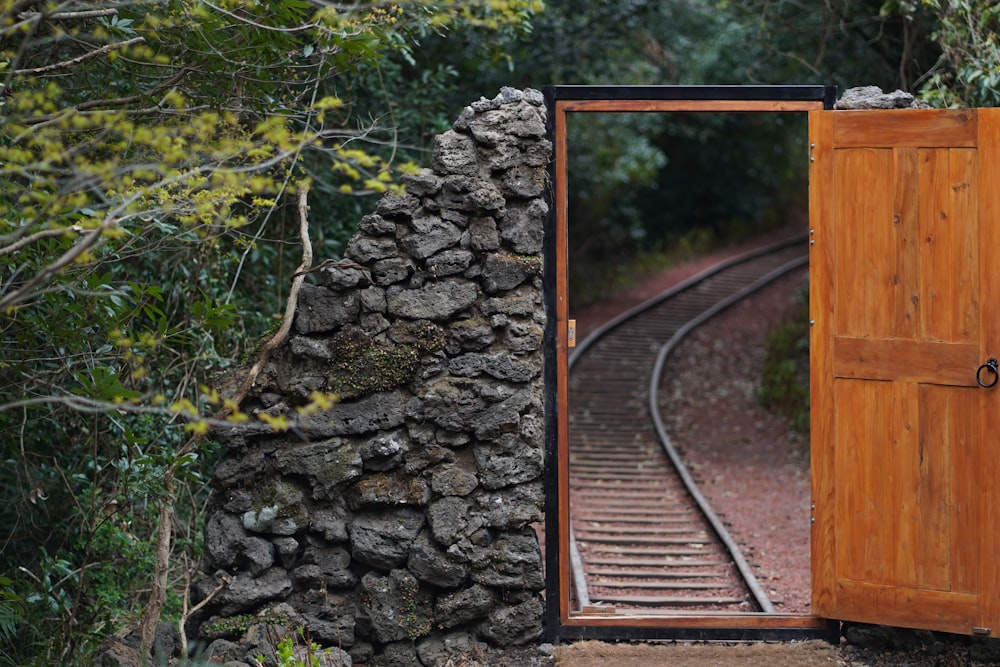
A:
759 279 810 435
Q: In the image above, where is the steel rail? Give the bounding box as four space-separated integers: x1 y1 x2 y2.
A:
567 235 808 612
647 252 809 613
569 235 808 367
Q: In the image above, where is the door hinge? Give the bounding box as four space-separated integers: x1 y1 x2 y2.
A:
568 319 576 348
973 627 991 636
581 604 617 616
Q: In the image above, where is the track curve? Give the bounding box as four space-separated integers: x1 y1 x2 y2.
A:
568 236 809 613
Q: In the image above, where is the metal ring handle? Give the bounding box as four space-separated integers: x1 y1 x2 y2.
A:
978 358 999 388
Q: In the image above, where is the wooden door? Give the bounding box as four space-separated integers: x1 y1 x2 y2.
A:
810 108 1000 636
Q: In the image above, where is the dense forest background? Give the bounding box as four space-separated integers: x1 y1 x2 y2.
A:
1 1 997 664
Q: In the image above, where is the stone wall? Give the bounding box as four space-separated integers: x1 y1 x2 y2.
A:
192 88 551 666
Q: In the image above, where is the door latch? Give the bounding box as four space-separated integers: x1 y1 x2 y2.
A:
977 358 998 388
568 319 576 348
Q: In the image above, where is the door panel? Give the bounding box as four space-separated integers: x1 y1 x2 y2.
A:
810 108 1000 636
830 109 978 147
833 337 979 386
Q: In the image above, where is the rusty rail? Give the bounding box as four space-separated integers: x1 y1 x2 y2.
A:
568 236 808 612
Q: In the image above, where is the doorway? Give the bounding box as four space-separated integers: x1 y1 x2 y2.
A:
541 85 837 642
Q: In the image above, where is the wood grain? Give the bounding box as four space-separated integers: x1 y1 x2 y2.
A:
976 108 1000 634
832 109 977 147
813 108 989 635
554 101 573 622
808 109 837 618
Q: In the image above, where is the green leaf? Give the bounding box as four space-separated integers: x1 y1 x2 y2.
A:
72 367 141 402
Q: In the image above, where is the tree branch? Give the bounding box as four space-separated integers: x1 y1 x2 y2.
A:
17 67 192 126
139 492 172 657
13 36 145 75
203 0 317 33
178 568 228 658
0 217 118 311
223 184 313 411
0 226 78 259
24 8 120 21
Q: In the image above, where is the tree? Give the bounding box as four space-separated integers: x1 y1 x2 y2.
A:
717 0 941 92
909 0 1000 107
480 0 987 308
0 1 541 663
720 0 999 107
473 0 821 304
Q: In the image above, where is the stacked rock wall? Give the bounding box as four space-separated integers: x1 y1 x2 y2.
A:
194 88 551 666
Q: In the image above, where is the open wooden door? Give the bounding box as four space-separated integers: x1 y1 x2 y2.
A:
810 107 1000 636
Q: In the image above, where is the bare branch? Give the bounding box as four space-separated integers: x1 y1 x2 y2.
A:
222 184 313 412
226 68 327 303
202 0 317 33
178 569 228 658
0 226 79 259
0 393 279 436
139 500 172 656
761 42 822 76
23 8 120 21
13 36 145 75
0 217 118 311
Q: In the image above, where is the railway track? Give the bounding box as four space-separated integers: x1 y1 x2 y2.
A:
568 236 809 613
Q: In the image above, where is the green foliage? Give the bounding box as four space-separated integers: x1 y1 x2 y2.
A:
564 110 808 307
477 0 822 306
0 1 543 665
720 0 997 108
0 577 23 667
760 280 811 434
915 0 1000 107
722 0 941 92
271 627 341 667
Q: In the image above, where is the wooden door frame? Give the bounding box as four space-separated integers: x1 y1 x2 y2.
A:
541 85 838 643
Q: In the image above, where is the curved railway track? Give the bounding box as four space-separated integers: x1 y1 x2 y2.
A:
568 235 809 613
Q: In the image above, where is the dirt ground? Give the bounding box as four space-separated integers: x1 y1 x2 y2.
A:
450 629 1000 666
553 639 837 666
548 631 1000 666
